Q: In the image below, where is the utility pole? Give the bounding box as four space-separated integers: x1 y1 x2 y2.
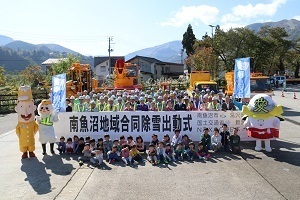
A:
108 36 114 74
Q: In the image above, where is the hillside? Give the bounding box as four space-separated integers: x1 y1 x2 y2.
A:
246 19 300 41
125 40 187 63
0 35 14 46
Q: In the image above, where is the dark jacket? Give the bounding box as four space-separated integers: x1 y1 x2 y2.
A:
221 102 236 111
174 103 187 111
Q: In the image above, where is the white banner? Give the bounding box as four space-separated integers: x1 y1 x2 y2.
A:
54 111 253 142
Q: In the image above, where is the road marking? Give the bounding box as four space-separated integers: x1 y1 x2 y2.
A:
0 130 15 138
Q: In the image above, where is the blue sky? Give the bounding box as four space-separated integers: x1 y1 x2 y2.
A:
0 0 299 56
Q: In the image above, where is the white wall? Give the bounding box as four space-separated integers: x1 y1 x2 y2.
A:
95 60 109 80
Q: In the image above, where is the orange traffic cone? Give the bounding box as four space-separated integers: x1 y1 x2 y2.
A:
281 90 285 97
294 92 297 99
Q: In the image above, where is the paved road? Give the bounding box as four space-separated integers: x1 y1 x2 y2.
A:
0 86 299 200
0 113 17 134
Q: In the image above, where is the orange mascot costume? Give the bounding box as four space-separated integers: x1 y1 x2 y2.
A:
15 86 38 159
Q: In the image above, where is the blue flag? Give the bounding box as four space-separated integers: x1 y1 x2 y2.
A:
234 57 250 98
52 73 66 112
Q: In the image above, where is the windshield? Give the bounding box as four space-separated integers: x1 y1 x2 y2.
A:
196 84 218 93
250 79 271 91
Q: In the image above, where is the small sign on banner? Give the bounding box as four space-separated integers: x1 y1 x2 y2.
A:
54 111 252 142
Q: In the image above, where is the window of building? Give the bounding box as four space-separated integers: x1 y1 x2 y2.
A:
100 66 106 72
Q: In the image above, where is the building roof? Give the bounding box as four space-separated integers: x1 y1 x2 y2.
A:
94 56 124 67
42 58 68 65
126 55 165 64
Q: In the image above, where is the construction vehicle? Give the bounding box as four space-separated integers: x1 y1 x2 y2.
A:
225 71 272 98
107 59 142 90
66 63 102 97
66 60 142 97
188 71 218 93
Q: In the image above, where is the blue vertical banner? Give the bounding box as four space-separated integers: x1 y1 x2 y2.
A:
52 73 66 112
234 57 250 98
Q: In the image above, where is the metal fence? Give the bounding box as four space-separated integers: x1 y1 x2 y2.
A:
0 92 48 114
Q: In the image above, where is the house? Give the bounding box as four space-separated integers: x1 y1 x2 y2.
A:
41 58 67 74
93 56 124 83
126 55 184 81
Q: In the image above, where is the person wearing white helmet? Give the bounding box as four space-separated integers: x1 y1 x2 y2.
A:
116 96 124 111
74 96 87 112
70 95 75 108
88 101 99 112
92 94 99 105
207 96 221 111
156 96 165 111
146 95 153 108
97 96 106 111
136 96 148 111
84 95 91 109
183 95 190 108
200 94 209 111
83 90 88 96
103 98 117 111
130 95 137 111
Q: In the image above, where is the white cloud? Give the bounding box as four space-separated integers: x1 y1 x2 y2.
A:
293 16 300 21
231 0 287 19
220 0 287 30
161 5 219 27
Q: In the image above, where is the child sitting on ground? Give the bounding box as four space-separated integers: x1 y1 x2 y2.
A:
58 136 66 154
136 135 146 153
76 137 85 154
126 135 136 148
201 128 212 151
174 142 184 161
119 135 127 147
230 128 241 154
107 145 120 164
186 142 196 161
151 134 159 147
97 138 104 149
90 138 96 151
171 129 182 150
121 145 131 165
165 143 175 162
197 142 211 160
182 134 192 150
66 137 73 154
90 148 103 166
157 141 168 164
79 143 92 166
130 145 142 165
147 144 158 165
73 135 79 153
211 128 222 152
103 134 113 156
162 134 171 145
220 124 230 152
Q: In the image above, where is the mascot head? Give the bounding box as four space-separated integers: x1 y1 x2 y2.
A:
38 99 55 116
242 94 284 121
15 86 36 123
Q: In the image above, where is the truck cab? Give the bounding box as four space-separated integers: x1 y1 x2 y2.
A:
189 71 218 93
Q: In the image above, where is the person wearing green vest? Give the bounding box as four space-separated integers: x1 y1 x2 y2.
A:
92 94 99 105
103 98 117 111
88 101 99 112
130 95 137 111
116 97 124 111
97 96 106 112
156 96 165 111
74 96 87 112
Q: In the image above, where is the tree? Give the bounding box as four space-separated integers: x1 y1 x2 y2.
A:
45 54 80 84
182 24 196 55
0 66 6 86
20 65 45 87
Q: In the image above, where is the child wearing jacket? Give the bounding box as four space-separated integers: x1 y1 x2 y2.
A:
165 143 176 162
197 142 211 160
211 128 222 152
157 142 168 164
147 144 158 165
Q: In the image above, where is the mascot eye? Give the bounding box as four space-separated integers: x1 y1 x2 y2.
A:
41 107 44 109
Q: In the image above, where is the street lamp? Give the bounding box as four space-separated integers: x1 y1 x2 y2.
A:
209 25 215 38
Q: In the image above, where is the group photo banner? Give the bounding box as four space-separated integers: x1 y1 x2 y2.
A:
54 111 253 142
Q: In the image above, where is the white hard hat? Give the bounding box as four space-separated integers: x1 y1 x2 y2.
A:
108 98 114 102
130 95 135 100
212 96 218 101
99 96 104 100
92 94 97 98
117 97 122 101
70 96 75 100
158 96 163 100
139 97 145 101
85 95 90 99
184 96 189 100
79 96 84 100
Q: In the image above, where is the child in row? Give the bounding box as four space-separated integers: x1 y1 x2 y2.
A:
211 128 222 152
